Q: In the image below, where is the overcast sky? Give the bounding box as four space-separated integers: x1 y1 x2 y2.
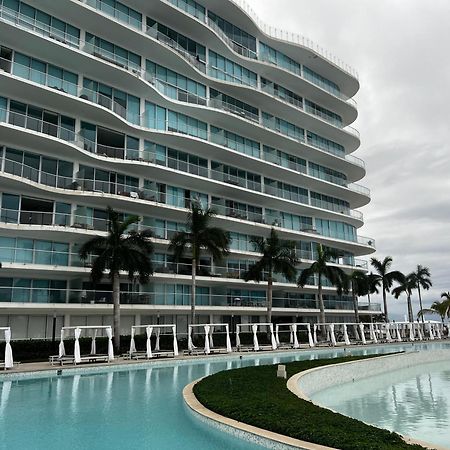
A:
246 0 450 320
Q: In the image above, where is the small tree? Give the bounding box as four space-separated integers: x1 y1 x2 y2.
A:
298 245 346 325
169 202 230 326
417 299 450 323
410 265 432 323
370 257 404 322
392 273 416 322
243 228 298 323
79 207 154 351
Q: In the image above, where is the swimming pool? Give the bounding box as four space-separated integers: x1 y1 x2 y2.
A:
311 353 450 449
0 343 448 449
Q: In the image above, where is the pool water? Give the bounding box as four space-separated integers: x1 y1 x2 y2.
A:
0 343 448 449
312 357 450 449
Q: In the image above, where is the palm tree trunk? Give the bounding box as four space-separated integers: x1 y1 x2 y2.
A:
383 285 389 322
267 276 273 323
191 258 196 326
417 285 424 323
318 278 325 325
352 281 359 323
112 273 121 352
407 294 413 323
367 292 371 305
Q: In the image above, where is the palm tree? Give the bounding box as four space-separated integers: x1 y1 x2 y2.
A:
79 207 154 351
343 271 369 323
298 245 347 325
392 273 416 322
243 228 298 323
417 298 450 323
169 202 230 326
411 265 432 323
370 256 404 322
366 272 381 305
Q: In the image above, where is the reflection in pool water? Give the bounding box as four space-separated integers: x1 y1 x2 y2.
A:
312 359 450 449
0 343 449 449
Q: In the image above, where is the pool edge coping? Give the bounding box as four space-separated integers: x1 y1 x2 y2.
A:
286 352 449 450
183 379 335 450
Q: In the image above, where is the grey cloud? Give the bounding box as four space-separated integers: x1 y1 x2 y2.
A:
247 0 450 318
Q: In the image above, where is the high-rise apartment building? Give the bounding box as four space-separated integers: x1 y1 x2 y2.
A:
0 0 378 338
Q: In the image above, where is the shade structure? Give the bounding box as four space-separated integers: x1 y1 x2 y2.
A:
188 324 232 354
130 324 178 357
60 325 115 364
1 328 13 369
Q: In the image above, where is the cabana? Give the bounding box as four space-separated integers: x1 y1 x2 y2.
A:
129 324 178 359
187 324 232 355
313 323 365 347
0 327 13 370
394 322 424 342
51 326 114 365
275 323 314 349
236 323 277 352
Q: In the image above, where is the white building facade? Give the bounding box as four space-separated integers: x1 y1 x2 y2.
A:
0 0 379 339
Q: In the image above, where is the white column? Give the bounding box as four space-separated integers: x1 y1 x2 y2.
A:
58 329 66 357
172 325 179 356
90 329 97 355
146 326 153 359
329 324 337 346
307 324 315 348
106 326 114 361
155 327 161 351
129 327 136 354
270 324 277 350
275 325 280 346
204 325 211 354
359 323 366 345
74 327 82 364
236 326 241 349
252 324 259 351
292 324 299 349
343 324 350 346
188 326 194 352
225 325 232 353
4 328 13 369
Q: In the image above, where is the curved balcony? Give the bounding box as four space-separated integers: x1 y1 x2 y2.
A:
159 0 359 99
0 141 364 228
1 0 358 125
0 68 365 193
0 200 375 257
0 63 369 197
0 4 360 150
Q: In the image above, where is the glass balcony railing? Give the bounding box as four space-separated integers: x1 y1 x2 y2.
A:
0 106 367 221
0 5 363 165
0 285 368 311
0 5 80 48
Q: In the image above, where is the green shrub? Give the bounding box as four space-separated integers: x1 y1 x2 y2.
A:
194 355 425 450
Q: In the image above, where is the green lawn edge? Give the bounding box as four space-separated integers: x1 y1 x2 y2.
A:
193 354 425 450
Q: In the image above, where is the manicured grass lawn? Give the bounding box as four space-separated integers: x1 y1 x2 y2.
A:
194 355 425 450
